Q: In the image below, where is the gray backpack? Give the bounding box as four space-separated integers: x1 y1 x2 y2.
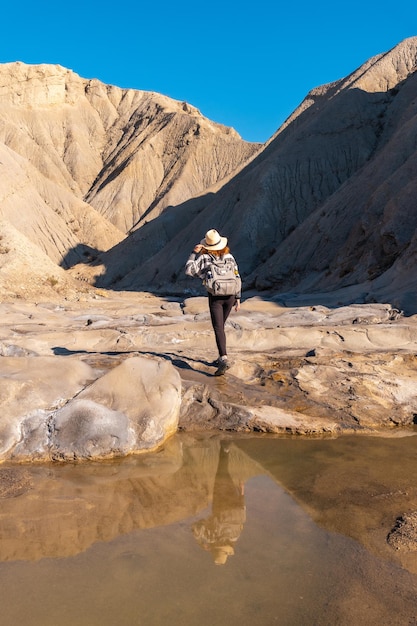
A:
204 255 241 296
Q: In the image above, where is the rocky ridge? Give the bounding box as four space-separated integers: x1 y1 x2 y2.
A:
84 37 417 316
2 40 417 312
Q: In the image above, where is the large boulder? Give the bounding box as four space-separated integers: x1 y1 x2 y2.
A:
1 355 181 462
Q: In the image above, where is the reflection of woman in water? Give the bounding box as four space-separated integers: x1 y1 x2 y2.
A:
192 441 246 565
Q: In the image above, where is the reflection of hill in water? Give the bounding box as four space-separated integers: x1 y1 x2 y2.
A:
0 434 263 562
238 432 417 574
2 432 417 575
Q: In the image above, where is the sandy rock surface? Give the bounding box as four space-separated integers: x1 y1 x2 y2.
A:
1 289 417 462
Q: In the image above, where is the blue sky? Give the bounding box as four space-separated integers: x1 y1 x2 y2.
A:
1 1 417 143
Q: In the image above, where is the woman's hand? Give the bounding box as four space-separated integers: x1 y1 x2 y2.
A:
193 244 203 253
234 299 241 312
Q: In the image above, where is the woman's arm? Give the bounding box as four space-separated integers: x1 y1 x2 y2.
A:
185 248 209 278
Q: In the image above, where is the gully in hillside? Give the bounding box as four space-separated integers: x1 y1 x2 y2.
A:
185 229 241 376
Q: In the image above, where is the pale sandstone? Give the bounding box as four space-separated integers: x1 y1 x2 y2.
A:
2 41 417 314
1 348 181 462
0 292 416 462
1 40 417 462
0 61 259 273
87 37 417 318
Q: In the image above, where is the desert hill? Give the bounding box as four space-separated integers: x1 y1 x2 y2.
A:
84 37 417 313
2 39 417 312
0 62 259 297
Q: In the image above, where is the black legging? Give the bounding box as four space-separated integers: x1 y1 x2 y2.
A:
208 294 236 357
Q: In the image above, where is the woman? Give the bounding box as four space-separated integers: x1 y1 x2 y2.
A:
185 229 241 376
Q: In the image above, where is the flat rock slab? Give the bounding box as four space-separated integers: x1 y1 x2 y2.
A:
1 293 417 462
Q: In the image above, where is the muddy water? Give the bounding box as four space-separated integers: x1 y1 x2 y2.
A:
1 432 417 625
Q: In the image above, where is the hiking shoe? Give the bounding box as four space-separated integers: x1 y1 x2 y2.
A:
214 357 230 376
